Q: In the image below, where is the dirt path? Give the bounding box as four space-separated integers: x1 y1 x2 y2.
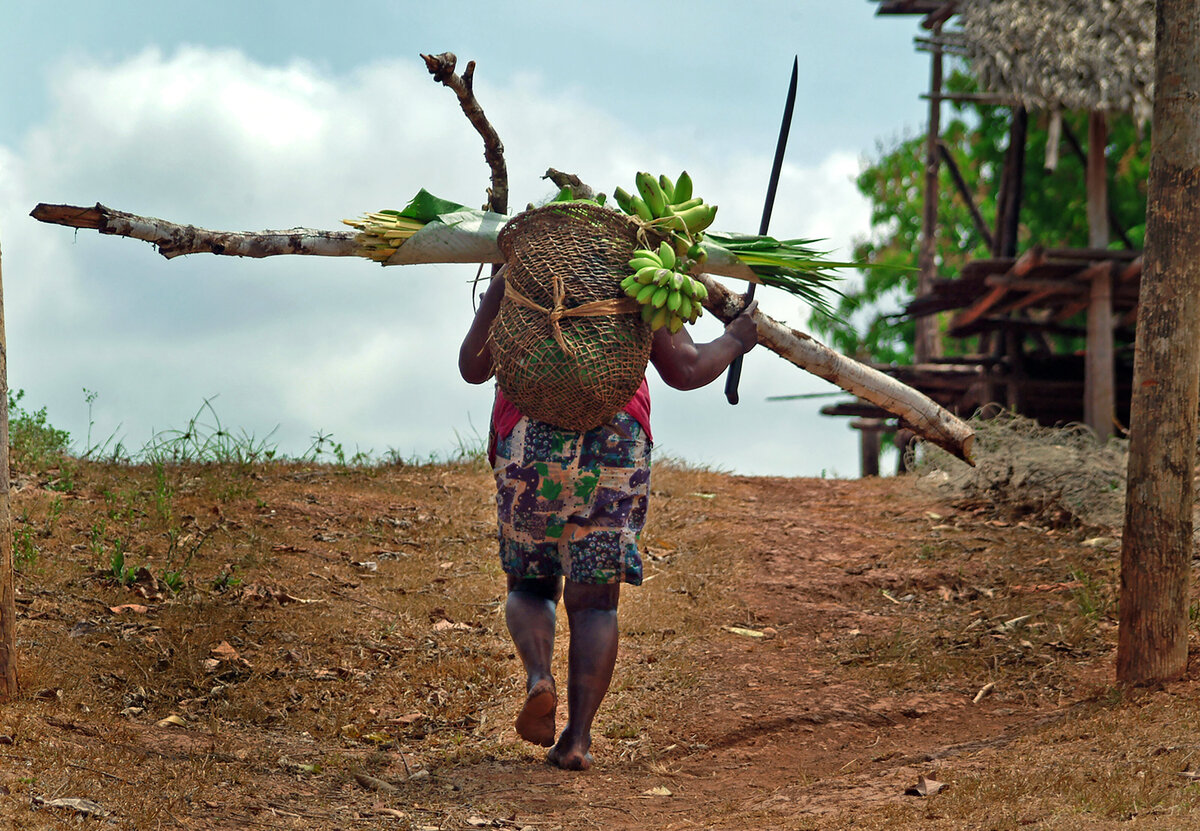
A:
0 462 1141 830
423 475 1096 830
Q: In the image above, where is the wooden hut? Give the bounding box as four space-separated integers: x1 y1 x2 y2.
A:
829 1 1154 473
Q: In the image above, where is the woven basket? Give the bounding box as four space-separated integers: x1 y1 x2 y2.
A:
489 202 655 432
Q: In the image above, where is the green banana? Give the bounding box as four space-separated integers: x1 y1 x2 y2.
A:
667 313 685 334
635 171 668 218
675 203 717 235
631 248 662 262
650 306 670 330
678 294 692 320
657 241 676 270
641 303 656 323
620 275 639 293
613 187 634 214
653 268 673 287
670 196 704 211
667 289 683 312
630 195 654 222
651 286 670 308
658 174 675 203
672 171 693 204
636 283 658 304
629 256 661 272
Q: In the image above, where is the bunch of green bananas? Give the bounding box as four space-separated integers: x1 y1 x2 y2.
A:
612 171 718 242
342 210 427 262
618 240 709 334
610 171 717 331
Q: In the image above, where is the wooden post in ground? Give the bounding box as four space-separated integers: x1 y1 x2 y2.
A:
1084 110 1115 441
994 106 1028 259
0 239 17 700
1117 0 1200 686
851 416 883 478
916 23 945 363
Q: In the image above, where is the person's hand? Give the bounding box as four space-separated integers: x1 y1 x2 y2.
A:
725 299 759 354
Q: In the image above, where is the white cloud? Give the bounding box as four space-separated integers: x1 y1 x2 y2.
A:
3 46 872 476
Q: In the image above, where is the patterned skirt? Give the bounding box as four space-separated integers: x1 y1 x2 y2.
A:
493 413 650 585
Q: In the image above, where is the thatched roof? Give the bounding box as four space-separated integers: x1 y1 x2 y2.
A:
936 1 1156 120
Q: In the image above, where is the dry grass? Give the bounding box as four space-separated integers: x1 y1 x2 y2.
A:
1 442 1199 829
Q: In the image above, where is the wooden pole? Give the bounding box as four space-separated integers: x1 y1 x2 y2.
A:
0 239 17 700
998 106 1028 258
1117 0 1200 686
1084 111 1115 441
851 416 882 478
916 25 945 363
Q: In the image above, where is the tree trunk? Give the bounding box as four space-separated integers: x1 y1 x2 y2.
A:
0 239 17 700
1116 0 1200 686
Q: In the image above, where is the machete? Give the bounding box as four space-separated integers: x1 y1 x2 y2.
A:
724 55 799 405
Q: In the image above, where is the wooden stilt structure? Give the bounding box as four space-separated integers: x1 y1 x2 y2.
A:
1084 111 1115 440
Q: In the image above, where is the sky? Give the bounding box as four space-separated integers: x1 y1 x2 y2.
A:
0 1 933 478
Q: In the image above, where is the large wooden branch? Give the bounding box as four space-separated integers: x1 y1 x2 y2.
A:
421 52 508 215
695 273 976 465
29 203 359 261
28 202 975 463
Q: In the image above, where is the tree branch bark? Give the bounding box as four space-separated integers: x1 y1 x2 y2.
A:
543 168 595 200
695 273 976 465
29 203 359 261
421 52 508 216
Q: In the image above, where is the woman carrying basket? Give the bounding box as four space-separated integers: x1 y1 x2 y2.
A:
459 265 758 771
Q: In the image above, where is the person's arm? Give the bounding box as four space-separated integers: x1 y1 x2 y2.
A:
459 267 507 384
649 300 759 391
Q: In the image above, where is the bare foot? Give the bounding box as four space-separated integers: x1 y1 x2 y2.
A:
546 736 593 770
515 678 557 747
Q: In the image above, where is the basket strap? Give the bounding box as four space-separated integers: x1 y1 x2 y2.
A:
503 280 640 356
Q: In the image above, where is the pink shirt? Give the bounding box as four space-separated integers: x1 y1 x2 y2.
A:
489 379 652 464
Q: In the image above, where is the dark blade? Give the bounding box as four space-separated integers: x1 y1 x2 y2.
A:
725 56 799 405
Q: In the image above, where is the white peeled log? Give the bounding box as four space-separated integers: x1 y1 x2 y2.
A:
694 273 976 465
29 202 775 282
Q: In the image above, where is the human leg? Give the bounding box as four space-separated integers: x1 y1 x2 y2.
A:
547 580 620 770
506 574 563 746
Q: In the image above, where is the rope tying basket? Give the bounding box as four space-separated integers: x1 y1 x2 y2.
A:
490 201 655 431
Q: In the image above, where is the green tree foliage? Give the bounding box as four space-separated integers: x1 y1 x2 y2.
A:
812 69 1151 365
8 389 70 471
